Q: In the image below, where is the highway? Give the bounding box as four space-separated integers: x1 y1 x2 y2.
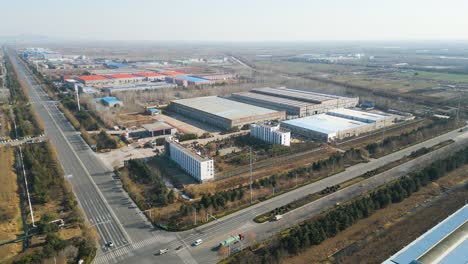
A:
8 48 468 264
121 125 468 264
6 50 191 264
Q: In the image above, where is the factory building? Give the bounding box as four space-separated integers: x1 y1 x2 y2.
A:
281 109 395 142
99 96 123 107
106 73 145 84
248 87 359 115
133 72 166 81
165 137 214 182
231 92 314 116
170 75 210 87
76 75 113 86
251 123 291 146
102 82 176 93
169 96 286 130
383 204 468 264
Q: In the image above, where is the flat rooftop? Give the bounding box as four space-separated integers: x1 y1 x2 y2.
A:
175 76 209 82
232 92 312 108
252 87 352 104
134 72 164 77
172 96 282 121
107 73 140 79
167 138 211 162
327 108 389 123
76 75 109 81
141 121 173 132
383 204 468 264
281 114 366 135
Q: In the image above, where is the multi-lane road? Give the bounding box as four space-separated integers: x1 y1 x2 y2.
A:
7 48 468 264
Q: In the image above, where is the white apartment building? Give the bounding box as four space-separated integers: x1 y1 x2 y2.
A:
250 123 291 146
165 137 214 182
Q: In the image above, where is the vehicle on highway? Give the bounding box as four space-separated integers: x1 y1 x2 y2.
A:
192 239 203 246
219 234 244 247
175 245 183 251
107 241 114 247
158 248 169 255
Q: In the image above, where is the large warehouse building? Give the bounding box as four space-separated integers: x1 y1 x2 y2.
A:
237 87 359 116
169 96 286 130
281 109 395 142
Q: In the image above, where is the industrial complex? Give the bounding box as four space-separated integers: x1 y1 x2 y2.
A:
169 96 286 130
281 108 396 142
165 137 214 182
233 87 359 117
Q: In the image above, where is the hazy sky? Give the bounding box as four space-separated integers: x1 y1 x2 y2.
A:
2 0 468 41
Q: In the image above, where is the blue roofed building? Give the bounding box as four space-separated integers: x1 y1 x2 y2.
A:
103 61 129 69
166 75 211 87
99 96 123 107
383 204 468 264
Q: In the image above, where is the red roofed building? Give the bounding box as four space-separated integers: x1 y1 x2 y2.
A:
106 73 145 84
160 71 186 76
133 72 165 81
75 75 113 85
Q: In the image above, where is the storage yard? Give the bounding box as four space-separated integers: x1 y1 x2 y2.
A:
169 96 286 130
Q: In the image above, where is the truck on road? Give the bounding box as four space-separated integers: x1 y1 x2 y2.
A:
219 234 244 247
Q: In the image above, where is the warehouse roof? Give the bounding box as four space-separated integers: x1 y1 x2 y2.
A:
281 114 366 135
252 87 353 104
172 96 281 121
76 75 109 81
161 71 186 76
232 92 312 108
327 108 390 123
383 204 468 264
134 72 164 77
100 96 122 104
107 73 140 79
175 76 209 83
142 121 173 132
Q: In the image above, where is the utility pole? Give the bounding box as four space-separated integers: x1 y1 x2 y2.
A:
249 147 253 204
456 94 461 121
74 84 81 111
381 119 386 147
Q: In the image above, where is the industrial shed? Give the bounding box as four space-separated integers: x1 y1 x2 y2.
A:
251 87 359 112
281 114 369 142
231 87 359 117
170 96 286 130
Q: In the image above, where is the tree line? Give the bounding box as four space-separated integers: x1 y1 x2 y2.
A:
227 147 468 264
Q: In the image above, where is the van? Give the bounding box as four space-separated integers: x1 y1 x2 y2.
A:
192 239 203 246
274 215 283 221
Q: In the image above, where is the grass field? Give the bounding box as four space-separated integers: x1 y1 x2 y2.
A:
0 146 23 263
400 71 468 83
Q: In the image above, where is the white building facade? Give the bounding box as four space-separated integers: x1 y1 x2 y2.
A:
250 123 291 146
165 138 214 182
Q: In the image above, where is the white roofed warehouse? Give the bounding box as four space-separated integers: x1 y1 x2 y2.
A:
281 109 396 142
169 96 286 130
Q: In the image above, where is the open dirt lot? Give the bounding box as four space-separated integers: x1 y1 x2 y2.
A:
282 164 468 264
0 146 23 263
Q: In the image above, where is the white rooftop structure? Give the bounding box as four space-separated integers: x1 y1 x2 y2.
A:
327 108 390 123
282 114 367 135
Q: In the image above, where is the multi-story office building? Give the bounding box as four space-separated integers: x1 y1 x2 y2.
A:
250 123 291 146
165 137 214 182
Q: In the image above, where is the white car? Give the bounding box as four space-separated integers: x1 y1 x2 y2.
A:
158 248 169 255
192 239 203 246
107 241 114 247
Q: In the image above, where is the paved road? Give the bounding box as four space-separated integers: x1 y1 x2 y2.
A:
9 48 468 264
6 50 191 264
117 126 468 264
